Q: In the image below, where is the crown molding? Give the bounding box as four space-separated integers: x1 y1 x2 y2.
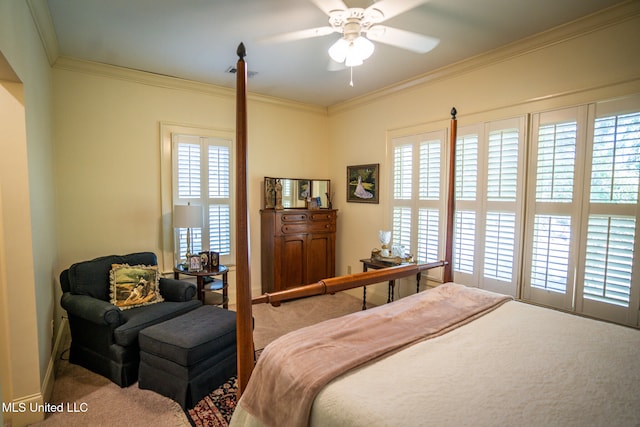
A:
52 55 327 115
327 0 640 115
26 0 59 66
28 0 326 115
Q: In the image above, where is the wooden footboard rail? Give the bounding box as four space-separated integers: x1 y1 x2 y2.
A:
252 261 447 306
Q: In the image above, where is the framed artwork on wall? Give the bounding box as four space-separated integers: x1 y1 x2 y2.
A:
347 163 379 204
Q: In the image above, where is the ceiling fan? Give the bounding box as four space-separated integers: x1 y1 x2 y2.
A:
262 0 439 69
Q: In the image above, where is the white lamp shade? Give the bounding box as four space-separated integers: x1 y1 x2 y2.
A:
328 36 375 66
173 204 203 228
353 36 374 60
328 38 349 63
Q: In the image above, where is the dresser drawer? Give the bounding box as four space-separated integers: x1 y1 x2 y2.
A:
309 212 335 222
279 213 307 223
281 221 335 234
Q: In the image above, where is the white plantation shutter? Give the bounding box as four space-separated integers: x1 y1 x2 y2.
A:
207 145 231 255
584 215 635 306
590 112 640 204
173 133 234 265
577 103 640 324
455 134 478 200
454 210 476 274
454 119 524 296
208 146 230 199
482 126 522 290
530 214 572 292
453 127 480 282
392 206 412 251
417 209 440 263
487 129 519 202
484 212 516 282
535 122 577 202
177 141 201 198
525 97 640 326
523 107 585 309
394 144 412 200
209 204 231 255
419 142 440 200
390 130 446 278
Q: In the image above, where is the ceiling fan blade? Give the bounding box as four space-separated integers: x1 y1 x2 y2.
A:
366 0 429 22
259 26 335 44
367 25 439 54
310 0 348 15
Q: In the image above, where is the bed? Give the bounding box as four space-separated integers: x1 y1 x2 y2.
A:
229 44 640 426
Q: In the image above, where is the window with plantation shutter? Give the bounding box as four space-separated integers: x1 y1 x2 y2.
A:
390 130 446 279
524 96 640 326
453 127 479 282
453 119 524 296
172 133 234 266
578 106 640 321
523 107 583 310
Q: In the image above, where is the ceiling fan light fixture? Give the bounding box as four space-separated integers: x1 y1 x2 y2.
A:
328 35 375 66
328 38 349 63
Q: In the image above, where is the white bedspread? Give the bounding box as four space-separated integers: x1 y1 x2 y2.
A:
231 299 640 427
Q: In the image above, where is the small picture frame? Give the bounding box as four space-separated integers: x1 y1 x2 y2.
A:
199 251 210 269
347 163 379 204
308 197 320 209
189 255 202 272
209 251 219 269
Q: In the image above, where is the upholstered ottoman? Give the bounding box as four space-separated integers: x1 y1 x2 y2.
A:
138 305 237 409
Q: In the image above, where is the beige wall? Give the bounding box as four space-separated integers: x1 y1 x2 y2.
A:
327 3 640 304
52 61 329 300
0 0 56 424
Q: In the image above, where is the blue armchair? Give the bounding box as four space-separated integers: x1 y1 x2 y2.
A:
59 252 202 387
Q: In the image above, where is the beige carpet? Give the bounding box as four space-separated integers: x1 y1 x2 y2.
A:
30 292 366 426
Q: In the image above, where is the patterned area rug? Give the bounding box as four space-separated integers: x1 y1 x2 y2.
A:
187 350 262 426
187 376 238 427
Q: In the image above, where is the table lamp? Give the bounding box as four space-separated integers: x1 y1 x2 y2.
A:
173 203 203 262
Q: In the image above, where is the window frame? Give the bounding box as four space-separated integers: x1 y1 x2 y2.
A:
453 117 526 298
388 127 449 283
160 122 236 272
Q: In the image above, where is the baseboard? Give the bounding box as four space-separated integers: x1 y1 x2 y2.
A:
3 393 44 426
41 317 69 403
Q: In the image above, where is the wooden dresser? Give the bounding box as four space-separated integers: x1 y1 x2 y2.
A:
260 209 337 293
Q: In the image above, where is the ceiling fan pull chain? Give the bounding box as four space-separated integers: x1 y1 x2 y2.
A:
350 66 354 87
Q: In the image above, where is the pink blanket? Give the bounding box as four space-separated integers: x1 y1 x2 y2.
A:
238 283 512 427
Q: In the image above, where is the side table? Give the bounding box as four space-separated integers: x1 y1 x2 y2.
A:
173 265 229 309
359 258 421 310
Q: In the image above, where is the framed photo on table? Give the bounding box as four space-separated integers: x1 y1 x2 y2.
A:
209 251 219 268
188 255 202 272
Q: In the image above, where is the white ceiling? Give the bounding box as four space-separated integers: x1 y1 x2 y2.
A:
43 0 625 107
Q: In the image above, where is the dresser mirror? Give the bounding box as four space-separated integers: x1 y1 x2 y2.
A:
264 177 331 209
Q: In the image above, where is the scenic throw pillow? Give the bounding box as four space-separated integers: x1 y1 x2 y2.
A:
109 264 164 310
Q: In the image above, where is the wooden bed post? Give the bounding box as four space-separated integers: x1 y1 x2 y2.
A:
235 42 254 396
443 107 457 283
